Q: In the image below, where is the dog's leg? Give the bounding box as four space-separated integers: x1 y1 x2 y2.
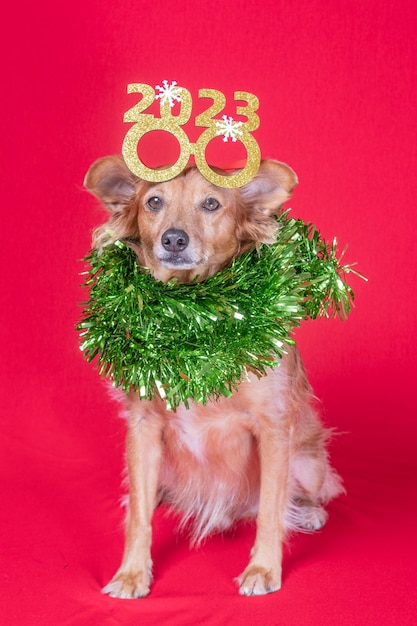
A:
237 417 290 596
102 401 164 599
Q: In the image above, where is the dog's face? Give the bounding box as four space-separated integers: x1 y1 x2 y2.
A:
135 169 240 282
85 157 298 283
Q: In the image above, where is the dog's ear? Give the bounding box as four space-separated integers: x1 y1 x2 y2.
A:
240 160 298 215
84 155 137 210
85 156 141 250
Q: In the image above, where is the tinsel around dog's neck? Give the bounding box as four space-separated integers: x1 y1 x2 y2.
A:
78 213 360 409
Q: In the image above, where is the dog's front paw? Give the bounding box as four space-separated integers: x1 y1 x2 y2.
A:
237 564 282 596
102 569 152 599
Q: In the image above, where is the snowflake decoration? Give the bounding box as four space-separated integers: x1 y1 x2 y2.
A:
155 80 183 108
215 115 243 142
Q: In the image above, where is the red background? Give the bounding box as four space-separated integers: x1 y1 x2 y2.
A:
1 1 416 624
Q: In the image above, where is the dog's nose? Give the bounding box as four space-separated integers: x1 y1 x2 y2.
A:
161 229 189 252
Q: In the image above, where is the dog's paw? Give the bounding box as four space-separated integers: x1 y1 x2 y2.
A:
286 500 328 532
298 505 327 531
102 570 152 599
237 564 282 597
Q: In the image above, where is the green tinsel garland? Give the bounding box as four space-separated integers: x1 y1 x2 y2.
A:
78 214 359 409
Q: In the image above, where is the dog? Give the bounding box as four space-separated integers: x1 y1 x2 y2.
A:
84 156 344 598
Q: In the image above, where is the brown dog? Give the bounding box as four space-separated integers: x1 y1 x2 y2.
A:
84 156 343 598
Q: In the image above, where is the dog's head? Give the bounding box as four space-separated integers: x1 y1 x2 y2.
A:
84 157 298 283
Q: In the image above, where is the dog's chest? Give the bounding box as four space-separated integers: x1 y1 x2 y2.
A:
164 401 254 464
161 368 289 466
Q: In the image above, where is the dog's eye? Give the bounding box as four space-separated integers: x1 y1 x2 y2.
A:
146 196 163 211
202 197 221 212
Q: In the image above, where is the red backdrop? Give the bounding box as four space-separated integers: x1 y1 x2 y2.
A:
1 1 416 624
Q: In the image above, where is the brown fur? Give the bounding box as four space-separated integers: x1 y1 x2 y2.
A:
84 156 343 598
